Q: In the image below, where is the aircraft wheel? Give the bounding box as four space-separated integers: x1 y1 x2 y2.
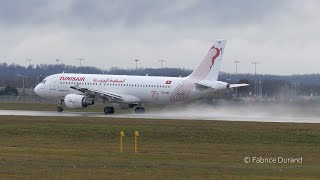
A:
134 107 145 114
57 107 64 112
104 107 115 114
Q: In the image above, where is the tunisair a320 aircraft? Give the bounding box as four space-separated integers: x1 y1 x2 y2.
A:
34 40 248 114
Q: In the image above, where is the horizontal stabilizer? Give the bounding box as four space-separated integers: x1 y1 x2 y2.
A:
229 84 249 88
195 80 229 90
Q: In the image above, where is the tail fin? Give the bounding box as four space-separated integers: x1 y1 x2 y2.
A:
189 40 226 81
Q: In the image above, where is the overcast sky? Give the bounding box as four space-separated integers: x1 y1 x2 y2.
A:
0 0 319 75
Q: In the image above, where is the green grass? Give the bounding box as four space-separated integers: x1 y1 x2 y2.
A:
0 116 320 179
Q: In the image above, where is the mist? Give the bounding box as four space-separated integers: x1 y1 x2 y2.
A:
144 100 320 123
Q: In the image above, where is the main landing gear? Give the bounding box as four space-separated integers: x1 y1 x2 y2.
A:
134 106 145 114
103 105 145 114
104 107 115 114
57 100 64 112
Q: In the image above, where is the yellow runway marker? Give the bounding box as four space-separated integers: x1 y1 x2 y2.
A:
120 131 125 153
134 131 139 153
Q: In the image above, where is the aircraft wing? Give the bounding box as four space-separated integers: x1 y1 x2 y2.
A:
229 84 249 88
70 85 141 103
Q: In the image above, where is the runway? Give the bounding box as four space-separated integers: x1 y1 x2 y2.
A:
0 110 319 123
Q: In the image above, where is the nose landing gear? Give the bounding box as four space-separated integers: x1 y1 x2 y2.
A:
57 100 64 112
57 107 64 112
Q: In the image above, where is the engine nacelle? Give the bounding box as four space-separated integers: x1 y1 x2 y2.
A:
213 81 230 90
64 94 94 109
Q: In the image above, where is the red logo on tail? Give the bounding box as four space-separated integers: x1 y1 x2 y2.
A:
209 46 222 69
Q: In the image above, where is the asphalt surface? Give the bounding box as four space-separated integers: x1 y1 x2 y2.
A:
0 110 318 123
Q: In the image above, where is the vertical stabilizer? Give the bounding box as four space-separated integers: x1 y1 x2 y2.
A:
189 40 226 81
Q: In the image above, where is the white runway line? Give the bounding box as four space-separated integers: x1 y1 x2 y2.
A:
0 110 319 123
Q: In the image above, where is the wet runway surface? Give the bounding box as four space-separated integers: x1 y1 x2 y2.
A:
0 110 319 123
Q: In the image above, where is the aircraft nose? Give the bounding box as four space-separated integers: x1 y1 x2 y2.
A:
34 84 42 96
34 84 39 95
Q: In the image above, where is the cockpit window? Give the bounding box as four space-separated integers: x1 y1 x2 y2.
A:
41 80 46 84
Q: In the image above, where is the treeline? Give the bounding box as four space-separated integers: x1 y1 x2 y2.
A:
0 85 18 96
0 62 320 97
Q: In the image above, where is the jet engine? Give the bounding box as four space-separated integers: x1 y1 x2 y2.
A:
64 94 94 109
213 81 230 90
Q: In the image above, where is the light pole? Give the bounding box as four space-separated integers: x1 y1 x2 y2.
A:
56 59 60 65
26 59 32 66
259 81 263 98
159 59 166 68
234 60 240 97
252 61 260 97
35 74 43 85
77 58 84 67
17 74 25 95
134 59 139 70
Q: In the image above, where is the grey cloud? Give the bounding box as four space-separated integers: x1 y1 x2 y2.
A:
0 0 290 28
1 0 319 75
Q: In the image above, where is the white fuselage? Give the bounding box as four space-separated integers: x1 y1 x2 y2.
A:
34 73 215 104
34 40 229 108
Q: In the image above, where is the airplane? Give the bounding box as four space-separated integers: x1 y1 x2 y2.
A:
34 39 248 114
